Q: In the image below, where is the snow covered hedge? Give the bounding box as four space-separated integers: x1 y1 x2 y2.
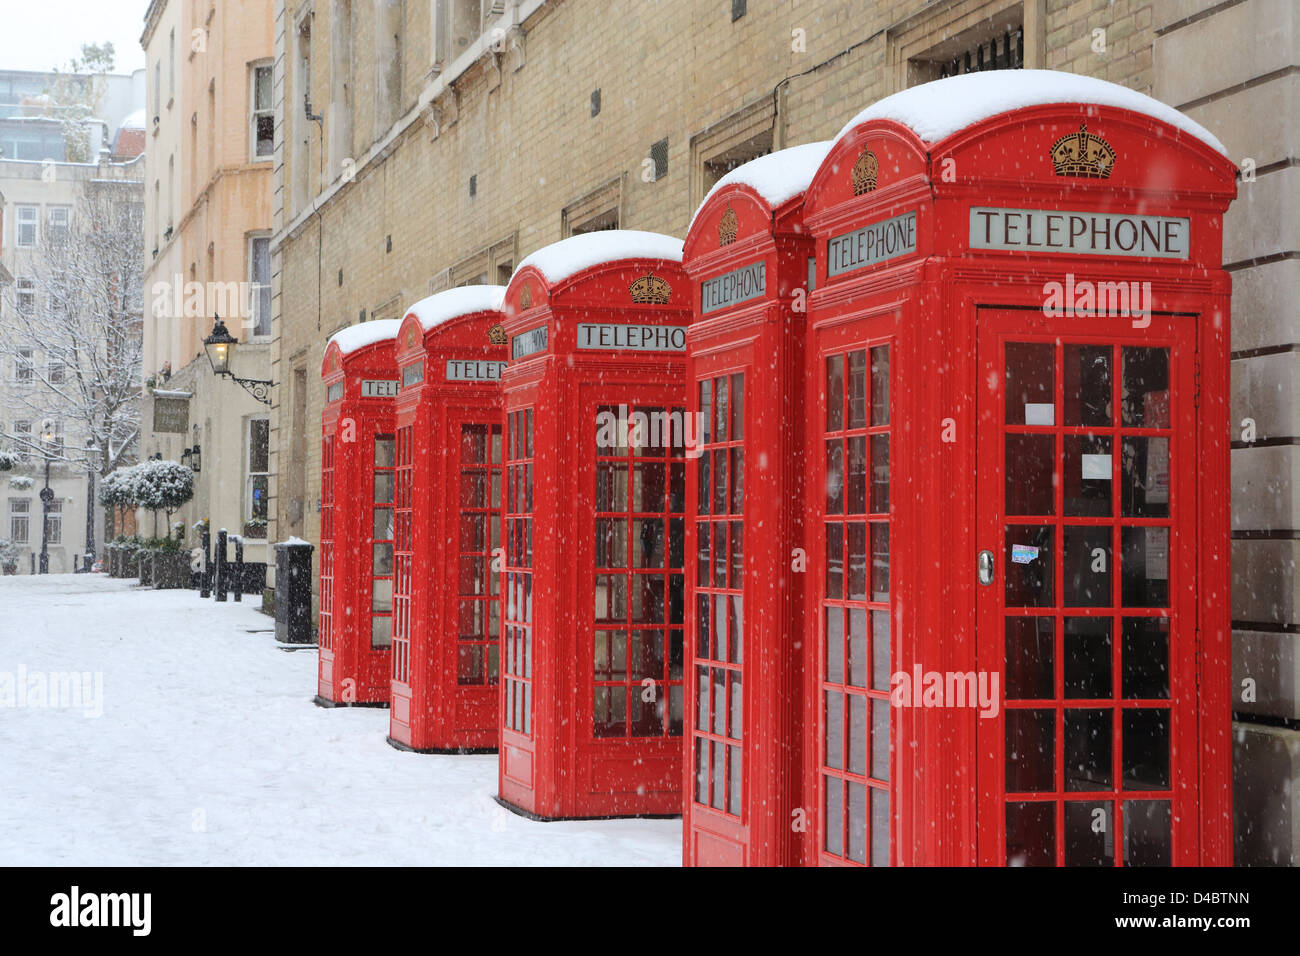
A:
99 460 195 512
0 450 17 472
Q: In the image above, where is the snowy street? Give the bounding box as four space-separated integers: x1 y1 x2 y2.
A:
0 575 679 866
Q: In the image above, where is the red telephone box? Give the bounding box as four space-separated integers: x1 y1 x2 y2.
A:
799 71 1236 865
680 142 831 866
318 320 402 707
387 286 509 752
496 231 690 819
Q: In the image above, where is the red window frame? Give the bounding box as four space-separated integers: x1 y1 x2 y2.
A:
691 374 744 816
819 343 892 866
319 437 335 652
457 422 503 686
391 425 413 683
371 434 396 649
504 408 535 736
988 328 1184 867
591 403 687 740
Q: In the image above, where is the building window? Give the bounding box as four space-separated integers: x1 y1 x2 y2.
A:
45 499 62 545
895 2 1025 90
246 418 269 521
9 498 30 544
442 233 516 291
15 349 34 384
16 205 38 247
248 235 272 336
562 177 622 238
693 375 743 814
47 206 70 244
153 62 161 121
48 360 66 385
168 28 176 102
13 421 32 444
690 100 775 209
251 64 274 160
14 279 35 318
593 403 687 739
934 23 1023 78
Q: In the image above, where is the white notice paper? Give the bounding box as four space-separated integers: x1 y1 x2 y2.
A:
1025 403 1055 426
1081 454 1112 480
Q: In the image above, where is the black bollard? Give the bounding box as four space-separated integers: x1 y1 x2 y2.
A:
214 529 227 602
200 525 211 598
233 536 244 602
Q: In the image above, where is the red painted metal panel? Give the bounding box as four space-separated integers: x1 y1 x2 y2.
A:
497 247 691 819
318 332 400 706
387 304 508 752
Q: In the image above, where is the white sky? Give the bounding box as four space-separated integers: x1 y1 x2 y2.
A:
0 0 149 75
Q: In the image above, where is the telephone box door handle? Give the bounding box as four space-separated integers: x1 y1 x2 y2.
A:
978 550 994 586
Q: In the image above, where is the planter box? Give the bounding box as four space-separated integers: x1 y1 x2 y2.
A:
135 551 151 583
148 551 190 589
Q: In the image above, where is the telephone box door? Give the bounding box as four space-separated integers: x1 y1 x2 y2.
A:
975 307 1199 866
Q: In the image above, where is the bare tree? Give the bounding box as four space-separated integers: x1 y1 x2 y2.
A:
0 178 144 479
46 42 117 164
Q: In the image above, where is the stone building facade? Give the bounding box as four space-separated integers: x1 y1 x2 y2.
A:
140 0 275 574
268 0 1296 861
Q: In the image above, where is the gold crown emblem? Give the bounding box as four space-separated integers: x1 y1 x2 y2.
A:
520 282 533 309
718 206 738 246
487 323 507 344
851 146 879 195
1050 123 1116 179
629 271 672 305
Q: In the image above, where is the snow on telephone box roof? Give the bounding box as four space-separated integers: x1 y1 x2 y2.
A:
404 285 506 331
690 140 833 229
326 318 402 356
513 230 684 286
834 69 1228 156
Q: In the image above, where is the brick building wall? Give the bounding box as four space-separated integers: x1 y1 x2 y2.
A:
269 0 1159 599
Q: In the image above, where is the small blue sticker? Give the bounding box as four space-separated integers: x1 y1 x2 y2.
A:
1011 544 1039 565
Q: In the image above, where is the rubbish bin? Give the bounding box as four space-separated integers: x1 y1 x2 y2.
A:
274 538 316 645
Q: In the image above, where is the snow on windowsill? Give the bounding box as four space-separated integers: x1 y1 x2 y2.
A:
835 70 1228 156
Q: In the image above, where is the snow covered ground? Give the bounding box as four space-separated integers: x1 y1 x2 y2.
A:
0 574 679 866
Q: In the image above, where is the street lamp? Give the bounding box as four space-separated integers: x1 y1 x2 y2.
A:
85 437 100 572
190 443 201 473
203 314 272 405
38 421 56 575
